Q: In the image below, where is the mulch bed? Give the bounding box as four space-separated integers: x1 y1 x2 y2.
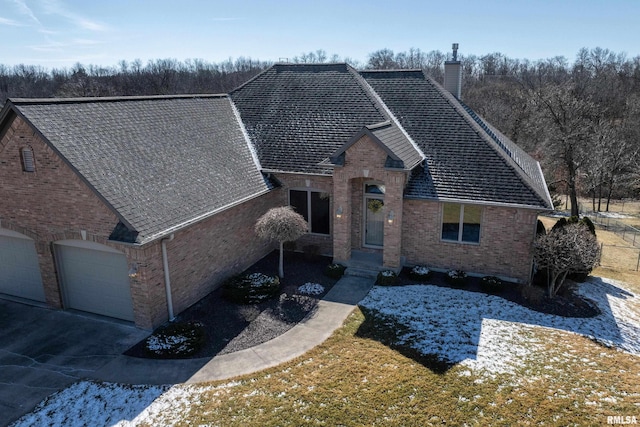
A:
125 252 599 359
124 251 338 359
395 268 600 319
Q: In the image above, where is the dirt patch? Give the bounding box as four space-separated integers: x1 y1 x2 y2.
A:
125 251 338 359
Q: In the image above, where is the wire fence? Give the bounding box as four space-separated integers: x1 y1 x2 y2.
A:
591 214 640 248
599 244 640 271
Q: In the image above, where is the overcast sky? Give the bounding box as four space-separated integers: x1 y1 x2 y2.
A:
1 0 639 70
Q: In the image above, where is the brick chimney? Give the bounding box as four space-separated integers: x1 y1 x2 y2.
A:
444 43 462 99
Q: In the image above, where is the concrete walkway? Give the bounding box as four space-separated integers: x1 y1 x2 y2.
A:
91 275 375 384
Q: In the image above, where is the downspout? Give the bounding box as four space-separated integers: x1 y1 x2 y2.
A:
161 233 175 321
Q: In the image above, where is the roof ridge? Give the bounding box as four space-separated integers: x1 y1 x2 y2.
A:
9 94 228 105
429 81 550 208
353 68 426 167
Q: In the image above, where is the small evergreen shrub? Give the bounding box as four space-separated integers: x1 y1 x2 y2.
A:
324 263 346 279
536 219 547 235
580 216 596 235
446 269 467 288
480 276 504 293
144 321 205 359
408 265 432 281
376 270 399 286
222 272 281 304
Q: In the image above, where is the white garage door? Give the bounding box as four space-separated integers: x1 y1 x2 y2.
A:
0 228 46 302
55 240 134 322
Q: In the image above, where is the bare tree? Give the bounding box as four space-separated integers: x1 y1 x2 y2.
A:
255 206 308 278
533 223 600 298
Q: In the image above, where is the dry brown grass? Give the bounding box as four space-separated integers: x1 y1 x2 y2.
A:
163 307 640 426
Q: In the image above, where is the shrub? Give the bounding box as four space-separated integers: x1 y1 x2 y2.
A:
580 216 596 235
536 219 547 235
480 276 504 293
223 272 281 304
408 265 432 281
144 321 205 359
446 269 467 288
376 270 399 286
324 263 346 279
534 222 600 297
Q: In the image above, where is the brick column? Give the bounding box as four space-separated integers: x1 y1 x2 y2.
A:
382 172 405 269
332 170 351 263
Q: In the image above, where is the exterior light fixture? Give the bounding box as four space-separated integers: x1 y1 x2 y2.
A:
336 206 343 219
387 210 395 224
128 263 139 278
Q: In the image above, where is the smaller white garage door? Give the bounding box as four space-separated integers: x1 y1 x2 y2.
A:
0 228 46 302
55 240 134 322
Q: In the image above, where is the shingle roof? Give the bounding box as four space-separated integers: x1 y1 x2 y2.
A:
232 64 550 209
360 70 552 209
329 121 424 170
8 95 272 244
230 64 390 174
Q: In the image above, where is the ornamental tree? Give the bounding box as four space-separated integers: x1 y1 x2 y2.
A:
255 206 308 278
533 222 600 298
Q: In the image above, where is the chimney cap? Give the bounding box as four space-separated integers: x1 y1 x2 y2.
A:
452 43 459 61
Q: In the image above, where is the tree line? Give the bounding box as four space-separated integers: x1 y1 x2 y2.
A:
1 47 639 212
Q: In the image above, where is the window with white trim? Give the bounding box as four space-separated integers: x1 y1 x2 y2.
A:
441 203 481 243
289 189 330 235
20 147 35 172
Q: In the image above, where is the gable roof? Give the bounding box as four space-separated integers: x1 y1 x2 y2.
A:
329 121 424 170
230 63 391 174
3 95 273 244
360 70 551 208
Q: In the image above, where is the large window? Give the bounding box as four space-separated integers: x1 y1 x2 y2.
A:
441 203 481 243
289 190 330 235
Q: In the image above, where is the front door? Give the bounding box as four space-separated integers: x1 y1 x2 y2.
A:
364 196 384 247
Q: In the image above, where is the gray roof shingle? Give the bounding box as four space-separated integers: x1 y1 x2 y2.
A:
9 95 272 244
359 69 552 208
232 64 550 209
230 64 390 174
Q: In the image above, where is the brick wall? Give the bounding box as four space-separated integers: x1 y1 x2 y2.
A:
143 190 282 328
402 199 537 283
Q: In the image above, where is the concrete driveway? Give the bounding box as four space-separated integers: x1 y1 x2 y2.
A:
0 299 148 426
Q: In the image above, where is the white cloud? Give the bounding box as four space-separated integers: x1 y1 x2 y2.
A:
10 0 42 25
41 0 109 32
0 16 22 26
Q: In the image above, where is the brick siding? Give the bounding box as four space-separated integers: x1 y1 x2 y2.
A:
402 199 537 283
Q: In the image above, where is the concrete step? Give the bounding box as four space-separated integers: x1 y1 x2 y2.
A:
344 267 379 279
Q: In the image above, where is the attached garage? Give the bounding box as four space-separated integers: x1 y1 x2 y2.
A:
55 240 134 322
0 228 46 302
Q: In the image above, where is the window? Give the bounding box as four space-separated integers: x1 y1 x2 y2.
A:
21 147 35 172
441 203 481 243
289 189 330 235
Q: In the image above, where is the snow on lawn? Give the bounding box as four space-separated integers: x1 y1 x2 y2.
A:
593 212 632 219
10 380 241 427
359 277 640 376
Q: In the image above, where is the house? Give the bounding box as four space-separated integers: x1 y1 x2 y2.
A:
0 55 552 329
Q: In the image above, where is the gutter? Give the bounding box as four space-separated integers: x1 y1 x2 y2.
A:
161 233 175 321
